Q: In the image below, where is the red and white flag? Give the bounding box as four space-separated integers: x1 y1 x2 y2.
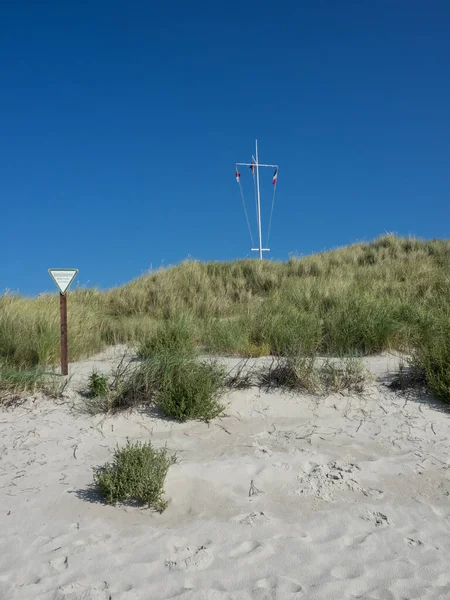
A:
272 168 278 185
236 170 241 183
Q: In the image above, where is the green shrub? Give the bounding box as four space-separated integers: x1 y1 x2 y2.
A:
154 354 226 422
87 370 109 398
93 440 176 511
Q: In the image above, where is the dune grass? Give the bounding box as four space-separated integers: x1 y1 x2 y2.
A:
137 315 197 358
259 355 369 395
0 362 64 404
0 290 105 367
411 317 450 402
2 234 450 401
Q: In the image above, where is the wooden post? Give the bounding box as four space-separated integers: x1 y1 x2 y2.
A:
60 292 68 376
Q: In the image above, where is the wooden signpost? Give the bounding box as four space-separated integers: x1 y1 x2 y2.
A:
48 269 78 376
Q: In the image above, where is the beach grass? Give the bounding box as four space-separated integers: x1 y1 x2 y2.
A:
2 234 450 400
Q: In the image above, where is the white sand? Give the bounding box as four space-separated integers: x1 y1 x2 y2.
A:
1 349 450 599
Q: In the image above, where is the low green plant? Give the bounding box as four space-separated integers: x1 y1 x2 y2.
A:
154 353 226 422
87 370 109 397
81 354 138 414
93 439 176 511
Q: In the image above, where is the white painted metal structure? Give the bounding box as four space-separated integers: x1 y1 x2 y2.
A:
236 140 278 260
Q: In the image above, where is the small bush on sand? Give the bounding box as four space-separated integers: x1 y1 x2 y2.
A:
154 354 226 422
87 370 109 398
93 439 176 511
260 353 368 395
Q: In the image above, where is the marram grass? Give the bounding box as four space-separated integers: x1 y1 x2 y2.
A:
2 234 450 400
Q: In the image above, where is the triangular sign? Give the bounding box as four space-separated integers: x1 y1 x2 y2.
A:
48 269 78 294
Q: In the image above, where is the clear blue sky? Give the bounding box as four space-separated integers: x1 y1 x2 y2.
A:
1 1 449 296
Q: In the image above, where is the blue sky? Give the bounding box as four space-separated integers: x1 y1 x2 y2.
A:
1 1 449 296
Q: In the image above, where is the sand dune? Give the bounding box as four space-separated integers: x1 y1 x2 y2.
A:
1 349 450 599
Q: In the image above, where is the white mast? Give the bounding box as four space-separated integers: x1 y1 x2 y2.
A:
255 140 263 260
236 140 278 260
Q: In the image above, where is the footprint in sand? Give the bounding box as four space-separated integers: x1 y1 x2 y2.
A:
253 442 273 458
343 532 373 547
436 573 450 587
272 461 293 471
297 461 368 501
54 582 110 600
331 565 365 580
233 511 272 526
73 533 112 554
361 511 389 527
229 540 260 557
254 575 302 595
362 487 384 499
406 537 424 547
165 545 214 571
229 540 274 562
49 555 68 572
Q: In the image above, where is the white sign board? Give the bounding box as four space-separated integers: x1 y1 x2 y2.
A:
49 269 78 294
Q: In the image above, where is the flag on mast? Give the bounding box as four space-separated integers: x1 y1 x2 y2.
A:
236 169 241 183
250 159 255 175
272 168 278 185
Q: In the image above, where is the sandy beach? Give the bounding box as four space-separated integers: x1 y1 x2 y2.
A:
1 348 450 600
